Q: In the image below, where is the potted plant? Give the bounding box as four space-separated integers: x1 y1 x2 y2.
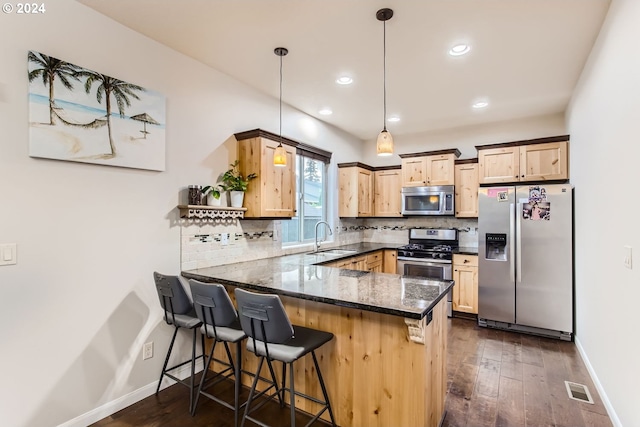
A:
221 160 257 208
201 184 226 207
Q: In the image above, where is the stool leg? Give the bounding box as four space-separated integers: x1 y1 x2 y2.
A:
312 351 336 427
241 356 265 427
265 357 284 407
156 326 179 395
189 327 198 414
192 339 217 416
200 330 206 370
234 341 242 427
289 362 296 427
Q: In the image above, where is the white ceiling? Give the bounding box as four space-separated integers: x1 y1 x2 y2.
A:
78 0 610 141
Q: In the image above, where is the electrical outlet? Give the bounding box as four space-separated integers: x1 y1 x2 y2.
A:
143 342 153 360
624 245 632 269
221 233 229 246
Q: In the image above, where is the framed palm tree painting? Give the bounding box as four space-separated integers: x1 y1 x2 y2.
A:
28 51 166 171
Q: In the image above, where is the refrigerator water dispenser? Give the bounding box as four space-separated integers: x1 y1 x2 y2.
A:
485 233 507 261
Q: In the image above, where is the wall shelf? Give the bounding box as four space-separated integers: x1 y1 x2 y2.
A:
177 205 246 221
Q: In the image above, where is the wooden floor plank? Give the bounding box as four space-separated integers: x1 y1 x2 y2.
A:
500 335 523 381
495 376 525 427
465 393 497 427
522 363 555 427
475 358 501 398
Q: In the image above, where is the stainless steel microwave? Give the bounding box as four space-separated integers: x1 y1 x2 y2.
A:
401 185 455 215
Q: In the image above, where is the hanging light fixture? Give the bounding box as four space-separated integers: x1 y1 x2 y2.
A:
376 8 394 157
273 47 288 167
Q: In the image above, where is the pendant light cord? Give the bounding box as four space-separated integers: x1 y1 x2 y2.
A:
383 18 387 132
279 52 283 145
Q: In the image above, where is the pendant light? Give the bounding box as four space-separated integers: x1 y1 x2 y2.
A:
273 47 288 167
376 8 394 157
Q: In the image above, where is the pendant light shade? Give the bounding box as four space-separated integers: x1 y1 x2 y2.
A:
376 8 394 157
274 47 288 167
376 129 394 156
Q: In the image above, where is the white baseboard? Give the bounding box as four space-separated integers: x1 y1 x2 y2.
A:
57 364 202 427
575 336 622 427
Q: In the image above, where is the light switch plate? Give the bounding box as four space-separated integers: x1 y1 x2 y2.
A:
0 243 16 266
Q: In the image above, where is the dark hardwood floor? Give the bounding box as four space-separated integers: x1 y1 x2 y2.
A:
91 318 613 427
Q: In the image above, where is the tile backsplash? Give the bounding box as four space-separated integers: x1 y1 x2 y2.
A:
180 216 478 271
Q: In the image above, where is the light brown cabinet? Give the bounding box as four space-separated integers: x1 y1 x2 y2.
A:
452 254 478 314
383 249 397 274
324 250 392 273
236 131 296 218
454 160 479 218
477 139 569 184
338 164 374 217
366 251 384 272
399 149 460 187
374 168 402 217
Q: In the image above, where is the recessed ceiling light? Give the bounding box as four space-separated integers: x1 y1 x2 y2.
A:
472 100 489 109
449 44 471 57
319 108 333 116
387 116 400 122
336 76 353 85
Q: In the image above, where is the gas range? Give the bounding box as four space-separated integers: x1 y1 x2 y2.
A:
397 228 459 262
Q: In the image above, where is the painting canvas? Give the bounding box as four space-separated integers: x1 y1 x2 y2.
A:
28 51 166 171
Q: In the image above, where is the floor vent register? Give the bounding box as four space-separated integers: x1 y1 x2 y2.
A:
564 381 594 404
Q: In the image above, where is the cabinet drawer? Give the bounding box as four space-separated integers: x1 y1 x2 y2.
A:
366 251 383 263
453 254 478 267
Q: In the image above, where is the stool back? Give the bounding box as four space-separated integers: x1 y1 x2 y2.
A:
234 288 294 346
189 280 238 340
153 272 193 325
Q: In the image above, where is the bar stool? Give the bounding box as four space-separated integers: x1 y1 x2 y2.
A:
188 279 247 427
234 288 337 427
153 272 205 413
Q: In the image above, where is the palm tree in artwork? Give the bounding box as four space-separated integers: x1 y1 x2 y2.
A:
79 72 145 157
27 51 80 125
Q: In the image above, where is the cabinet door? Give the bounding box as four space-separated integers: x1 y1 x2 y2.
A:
401 157 428 187
261 139 296 216
478 146 520 184
374 170 402 217
383 249 397 274
452 255 478 314
426 154 455 185
338 167 358 217
239 137 296 218
357 168 374 217
519 141 568 181
454 163 479 218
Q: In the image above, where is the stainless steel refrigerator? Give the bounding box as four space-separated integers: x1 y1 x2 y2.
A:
478 184 573 341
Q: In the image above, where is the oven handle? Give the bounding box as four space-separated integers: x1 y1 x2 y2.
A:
397 256 452 265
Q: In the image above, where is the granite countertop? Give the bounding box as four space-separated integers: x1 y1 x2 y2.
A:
455 246 479 256
182 243 453 320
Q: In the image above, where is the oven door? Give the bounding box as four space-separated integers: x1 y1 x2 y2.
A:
397 256 453 317
397 257 452 280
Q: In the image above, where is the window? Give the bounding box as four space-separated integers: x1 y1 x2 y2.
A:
282 155 328 245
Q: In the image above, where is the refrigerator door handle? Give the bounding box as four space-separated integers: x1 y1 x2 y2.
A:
510 203 515 283
516 202 522 283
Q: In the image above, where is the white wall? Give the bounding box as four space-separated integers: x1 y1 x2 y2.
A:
567 0 639 426
0 1 361 426
360 112 567 166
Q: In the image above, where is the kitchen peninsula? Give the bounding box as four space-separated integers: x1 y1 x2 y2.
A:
182 243 453 427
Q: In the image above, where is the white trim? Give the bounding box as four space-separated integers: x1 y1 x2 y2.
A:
575 336 622 427
56 364 202 427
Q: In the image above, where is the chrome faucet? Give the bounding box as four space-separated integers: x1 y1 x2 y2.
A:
314 221 333 252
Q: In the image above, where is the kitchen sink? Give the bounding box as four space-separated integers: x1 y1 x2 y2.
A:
311 249 358 255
